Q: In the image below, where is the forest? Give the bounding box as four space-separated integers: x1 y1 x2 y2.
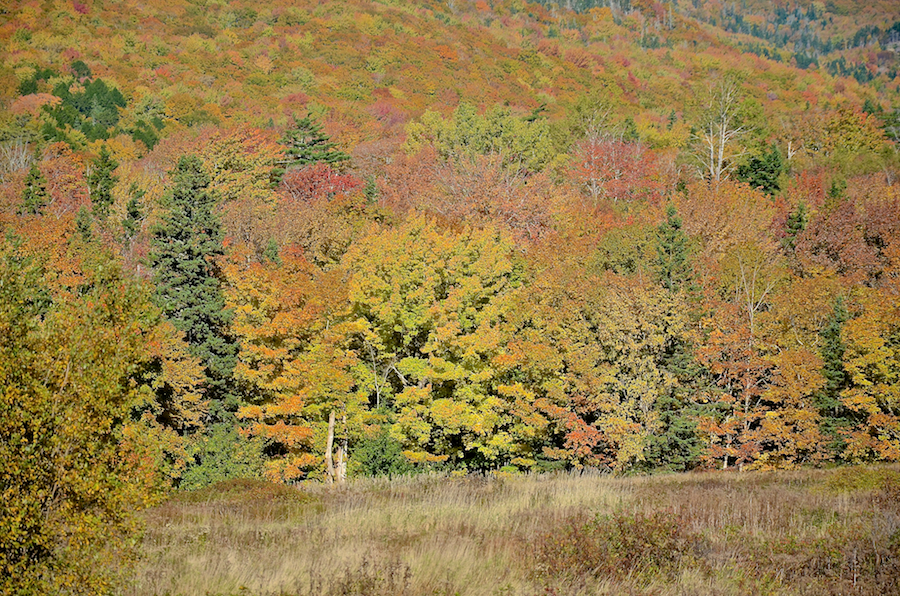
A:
1 0 900 593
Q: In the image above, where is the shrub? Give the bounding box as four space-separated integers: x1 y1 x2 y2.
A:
530 508 704 587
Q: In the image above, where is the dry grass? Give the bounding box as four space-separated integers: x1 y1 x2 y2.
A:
125 466 900 596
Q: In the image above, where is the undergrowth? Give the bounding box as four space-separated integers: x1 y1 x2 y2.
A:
127 466 900 596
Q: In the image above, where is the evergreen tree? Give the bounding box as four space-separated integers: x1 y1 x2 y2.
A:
643 204 705 471
667 109 677 130
654 204 696 295
87 145 118 220
150 156 261 486
121 184 144 241
622 116 640 142
735 143 784 195
19 163 49 216
640 391 705 473
782 202 808 252
149 156 238 420
826 178 847 211
75 206 92 243
263 237 281 265
352 426 414 478
271 113 350 185
816 296 855 456
363 175 378 204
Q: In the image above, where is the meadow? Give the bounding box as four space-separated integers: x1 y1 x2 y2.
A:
128 465 900 596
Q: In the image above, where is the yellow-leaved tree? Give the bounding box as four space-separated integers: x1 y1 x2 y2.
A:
0 240 195 594
343 216 532 471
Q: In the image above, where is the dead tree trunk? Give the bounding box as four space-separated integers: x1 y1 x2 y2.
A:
337 414 348 483
325 410 336 484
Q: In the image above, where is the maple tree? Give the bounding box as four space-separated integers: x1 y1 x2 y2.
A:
196 126 284 257
343 217 529 470
839 289 900 462
224 244 362 482
571 135 668 204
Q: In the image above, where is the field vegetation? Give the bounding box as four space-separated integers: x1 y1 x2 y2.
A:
129 465 900 596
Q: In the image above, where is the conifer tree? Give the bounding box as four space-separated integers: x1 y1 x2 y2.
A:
19 163 48 216
87 145 118 220
75 206 92 242
363 175 378 204
816 296 854 456
735 144 784 195
121 184 144 241
151 156 262 487
643 204 705 471
271 113 349 185
654 204 696 294
149 156 237 420
782 202 808 252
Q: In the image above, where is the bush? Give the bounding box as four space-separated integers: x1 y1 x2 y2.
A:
0 244 159 594
352 426 415 478
530 508 704 587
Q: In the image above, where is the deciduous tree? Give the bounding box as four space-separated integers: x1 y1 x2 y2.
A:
0 243 164 594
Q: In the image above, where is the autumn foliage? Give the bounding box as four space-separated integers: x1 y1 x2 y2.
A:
2 0 900 590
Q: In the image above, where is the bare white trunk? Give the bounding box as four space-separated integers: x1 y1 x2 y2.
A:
325 410 335 484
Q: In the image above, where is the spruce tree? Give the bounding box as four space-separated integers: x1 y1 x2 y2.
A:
20 163 49 216
642 203 705 472
271 113 350 185
121 184 144 241
735 144 784 195
816 296 854 456
782 202 808 252
150 156 263 487
149 156 238 420
75 206 92 243
87 145 118 220
654 204 696 295
363 175 378 204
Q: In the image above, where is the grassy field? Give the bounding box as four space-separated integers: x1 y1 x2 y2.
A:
127 466 900 596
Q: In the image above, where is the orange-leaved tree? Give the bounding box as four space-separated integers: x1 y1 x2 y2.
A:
225 244 365 482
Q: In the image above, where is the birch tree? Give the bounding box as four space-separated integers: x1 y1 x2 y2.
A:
695 78 749 186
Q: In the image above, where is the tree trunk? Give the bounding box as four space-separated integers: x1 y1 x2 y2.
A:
338 414 348 483
325 410 336 484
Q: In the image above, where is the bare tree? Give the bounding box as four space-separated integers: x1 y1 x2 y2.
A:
0 138 32 183
694 78 749 185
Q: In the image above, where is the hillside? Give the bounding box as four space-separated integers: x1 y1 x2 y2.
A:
1 0 900 593
2 0 895 150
